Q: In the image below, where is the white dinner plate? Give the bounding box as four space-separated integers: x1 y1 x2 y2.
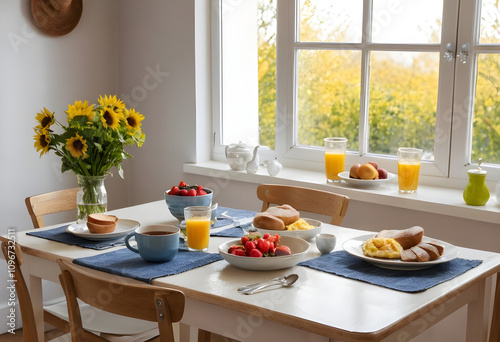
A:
343 234 459 270
338 171 395 189
218 236 310 271
254 218 323 241
66 219 140 241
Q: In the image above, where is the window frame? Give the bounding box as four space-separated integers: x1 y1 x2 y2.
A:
211 0 500 185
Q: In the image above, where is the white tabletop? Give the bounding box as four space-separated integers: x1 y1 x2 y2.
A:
9 200 500 341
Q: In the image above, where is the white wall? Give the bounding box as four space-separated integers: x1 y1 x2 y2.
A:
0 0 496 339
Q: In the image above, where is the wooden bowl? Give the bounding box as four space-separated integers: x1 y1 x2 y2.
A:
87 221 118 234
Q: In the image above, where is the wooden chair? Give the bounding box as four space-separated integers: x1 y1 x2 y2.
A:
256 184 350 225
23 189 162 341
25 188 79 228
57 259 185 342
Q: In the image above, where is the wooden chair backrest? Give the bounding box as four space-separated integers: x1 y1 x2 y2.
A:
0 241 38 342
256 184 350 225
25 188 79 228
57 259 185 342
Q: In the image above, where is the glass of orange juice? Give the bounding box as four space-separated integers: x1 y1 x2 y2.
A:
324 137 347 183
397 148 423 193
184 206 212 252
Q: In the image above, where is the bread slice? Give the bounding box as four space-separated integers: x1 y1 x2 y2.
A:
401 249 418 262
410 246 430 262
375 226 424 249
427 241 445 256
418 243 440 261
266 205 300 225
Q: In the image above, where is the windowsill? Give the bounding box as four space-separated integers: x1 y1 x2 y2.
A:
184 160 500 225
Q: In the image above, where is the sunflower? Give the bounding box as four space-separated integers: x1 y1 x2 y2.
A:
35 108 55 130
66 100 94 122
99 107 121 129
33 129 51 156
98 95 125 112
66 133 88 159
123 108 145 131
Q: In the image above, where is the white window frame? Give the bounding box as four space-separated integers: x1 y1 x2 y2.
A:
211 0 500 185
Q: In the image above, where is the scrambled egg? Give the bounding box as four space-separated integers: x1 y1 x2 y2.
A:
362 238 402 259
286 218 315 231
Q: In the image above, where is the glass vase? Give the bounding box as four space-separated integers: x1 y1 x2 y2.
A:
76 174 107 224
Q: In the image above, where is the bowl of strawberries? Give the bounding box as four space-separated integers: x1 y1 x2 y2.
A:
165 181 213 221
218 232 310 270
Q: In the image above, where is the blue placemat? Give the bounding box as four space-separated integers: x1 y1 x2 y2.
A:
73 248 223 283
210 206 256 238
27 226 125 250
298 250 482 293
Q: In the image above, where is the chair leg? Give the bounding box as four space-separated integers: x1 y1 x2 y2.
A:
490 272 500 342
198 329 211 342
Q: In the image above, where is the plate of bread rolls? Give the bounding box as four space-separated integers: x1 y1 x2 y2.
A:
343 226 458 270
252 205 322 241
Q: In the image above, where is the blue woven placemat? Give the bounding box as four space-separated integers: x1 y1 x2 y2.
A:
210 206 256 238
299 250 482 293
73 248 223 283
27 226 125 250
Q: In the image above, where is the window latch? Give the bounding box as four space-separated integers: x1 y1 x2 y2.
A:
443 43 454 62
457 43 469 64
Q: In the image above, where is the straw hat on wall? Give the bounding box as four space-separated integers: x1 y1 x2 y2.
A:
31 0 83 37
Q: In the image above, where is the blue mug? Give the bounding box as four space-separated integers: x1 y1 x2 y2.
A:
125 225 180 262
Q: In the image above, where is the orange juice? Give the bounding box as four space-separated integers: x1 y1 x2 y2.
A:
325 153 345 181
186 217 210 251
398 162 421 192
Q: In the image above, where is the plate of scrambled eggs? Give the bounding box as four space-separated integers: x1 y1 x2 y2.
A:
254 218 322 241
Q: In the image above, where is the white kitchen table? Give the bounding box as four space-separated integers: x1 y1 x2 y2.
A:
3 200 499 342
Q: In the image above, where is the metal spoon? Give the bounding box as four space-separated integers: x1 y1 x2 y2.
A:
238 276 287 292
240 274 299 295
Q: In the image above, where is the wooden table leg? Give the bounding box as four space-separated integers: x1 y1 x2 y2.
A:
490 272 500 342
466 279 488 342
28 273 45 342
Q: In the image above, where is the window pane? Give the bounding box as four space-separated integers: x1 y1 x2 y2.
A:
480 0 500 44
371 0 443 44
472 54 500 164
299 0 363 43
297 50 361 150
221 0 276 149
369 52 439 159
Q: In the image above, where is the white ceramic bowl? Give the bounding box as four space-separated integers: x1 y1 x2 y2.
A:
218 236 310 270
338 171 395 189
254 218 322 241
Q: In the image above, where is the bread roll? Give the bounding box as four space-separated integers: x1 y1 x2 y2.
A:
253 212 285 230
400 249 418 262
418 243 440 260
410 246 430 262
266 204 300 225
375 226 424 250
88 213 118 225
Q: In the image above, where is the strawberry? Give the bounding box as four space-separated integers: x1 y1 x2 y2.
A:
241 236 250 246
179 181 188 188
262 233 270 239
268 243 275 255
275 245 291 256
228 244 244 254
187 189 197 196
169 186 179 195
232 249 247 257
244 241 256 253
197 189 207 196
249 249 263 257
257 239 270 254
178 189 188 196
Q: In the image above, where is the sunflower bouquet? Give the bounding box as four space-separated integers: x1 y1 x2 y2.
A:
33 95 145 222
33 94 145 177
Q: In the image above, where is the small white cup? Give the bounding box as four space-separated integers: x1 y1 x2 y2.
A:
316 233 336 254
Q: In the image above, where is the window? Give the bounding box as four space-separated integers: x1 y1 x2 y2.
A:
212 0 500 182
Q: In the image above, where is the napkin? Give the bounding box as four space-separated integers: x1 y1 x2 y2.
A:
73 248 223 284
298 250 482 293
27 226 125 250
210 206 256 238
